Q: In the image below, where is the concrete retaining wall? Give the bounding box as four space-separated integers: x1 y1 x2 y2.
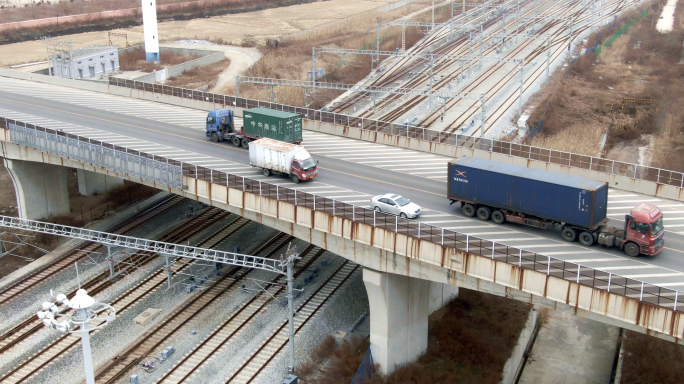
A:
119 46 225 83
502 309 539 384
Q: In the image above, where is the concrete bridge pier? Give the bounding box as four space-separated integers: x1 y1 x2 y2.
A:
4 159 70 220
77 169 124 196
363 268 457 375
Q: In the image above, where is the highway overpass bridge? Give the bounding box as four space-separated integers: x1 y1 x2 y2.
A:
1 72 684 374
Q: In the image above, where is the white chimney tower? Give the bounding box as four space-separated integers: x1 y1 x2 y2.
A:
142 0 160 62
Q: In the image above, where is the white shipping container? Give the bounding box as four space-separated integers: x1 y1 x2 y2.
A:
249 138 312 175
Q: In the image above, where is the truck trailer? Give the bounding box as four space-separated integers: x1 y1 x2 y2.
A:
447 157 665 257
206 107 303 148
249 138 318 183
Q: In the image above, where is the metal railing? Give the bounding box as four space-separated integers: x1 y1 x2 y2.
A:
106 77 684 190
2 115 681 315
5 121 182 189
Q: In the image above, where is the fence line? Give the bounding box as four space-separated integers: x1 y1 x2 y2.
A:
5 122 183 189
106 75 684 191
351 346 375 384
2 115 682 317
596 7 650 56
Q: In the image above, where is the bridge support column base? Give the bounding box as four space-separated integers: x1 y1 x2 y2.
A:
429 282 458 314
77 169 124 196
363 268 430 376
4 159 70 220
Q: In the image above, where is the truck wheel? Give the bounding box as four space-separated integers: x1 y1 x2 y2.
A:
462 204 476 217
241 139 250 149
579 231 594 246
291 175 300 184
492 210 505 224
211 132 219 142
262 168 271 177
561 227 577 242
624 242 640 257
476 206 491 221
232 137 241 147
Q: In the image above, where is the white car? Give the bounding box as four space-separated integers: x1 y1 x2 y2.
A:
370 194 422 219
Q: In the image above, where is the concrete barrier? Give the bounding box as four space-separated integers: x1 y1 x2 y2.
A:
122 46 226 83
106 83 684 202
502 309 539 384
0 68 681 202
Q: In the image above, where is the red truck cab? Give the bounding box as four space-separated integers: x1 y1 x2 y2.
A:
291 152 318 182
623 203 665 256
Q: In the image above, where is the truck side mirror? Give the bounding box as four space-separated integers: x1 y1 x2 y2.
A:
316 160 319 165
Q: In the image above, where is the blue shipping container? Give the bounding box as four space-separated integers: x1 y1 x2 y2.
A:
447 157 608 230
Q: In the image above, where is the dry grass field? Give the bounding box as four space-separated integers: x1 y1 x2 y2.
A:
523 2 684 171
224 0 453 107
297 289 531 384
0 0 398 67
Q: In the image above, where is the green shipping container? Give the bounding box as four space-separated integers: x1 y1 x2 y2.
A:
242 108 303 143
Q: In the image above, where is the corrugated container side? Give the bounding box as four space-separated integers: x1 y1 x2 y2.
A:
447 162 608 229
249 142 297 174
242 108 303 143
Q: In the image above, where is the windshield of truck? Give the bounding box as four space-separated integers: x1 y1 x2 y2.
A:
207 117 215 124
651 217 664 235
301 158 316 171
396 197 411 206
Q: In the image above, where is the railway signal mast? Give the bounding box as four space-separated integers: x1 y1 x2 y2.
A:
3 215 304 377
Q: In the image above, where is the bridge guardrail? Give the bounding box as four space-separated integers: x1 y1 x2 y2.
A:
108 77 684 192
2 115 680 316
4 120 183 189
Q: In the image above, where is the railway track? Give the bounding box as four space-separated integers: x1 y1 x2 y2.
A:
156 244 326 384
330 0 632 134
0 208 242 384
370 0 575 122
329 0 534 113
93 232 295 384
225 261 360 384
465 0 641 135
0 195 185 308
388 0 630 134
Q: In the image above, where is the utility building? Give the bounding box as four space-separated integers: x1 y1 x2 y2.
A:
52 45 119 79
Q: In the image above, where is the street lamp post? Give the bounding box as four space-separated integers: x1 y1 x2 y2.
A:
36 289 116 384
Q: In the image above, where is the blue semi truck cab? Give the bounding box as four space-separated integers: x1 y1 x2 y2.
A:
206 109 235 142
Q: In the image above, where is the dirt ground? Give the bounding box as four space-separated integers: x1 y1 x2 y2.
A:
0 0 397 68
620 330 684 383
299 289 532 384
164 58 232 90
118 48 201 72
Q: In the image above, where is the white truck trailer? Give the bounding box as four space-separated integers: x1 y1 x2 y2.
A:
248 138 319 183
